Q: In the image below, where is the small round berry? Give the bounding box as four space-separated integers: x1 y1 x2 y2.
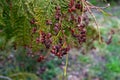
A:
37 55 45 62
75 1 81 9
68 8 72 13
30 18 35 24
71 6 76 12
55 6 61 10
32 27 37 34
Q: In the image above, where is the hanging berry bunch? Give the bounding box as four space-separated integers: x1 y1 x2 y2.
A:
28 0 109 62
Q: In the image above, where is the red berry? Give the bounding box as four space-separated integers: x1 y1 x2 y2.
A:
75 2 81 9
37 55 45 62
47 33 52 38
36 37 40 43
71 6 76 12
55 15 60 20
51 49 55 54
57 52 62 58
70 14 75 21
55 6 61 10
78 16 81 23
30 18 35 24
54 27 59 32
32 27 37 34
68 8 72 13
69 0 75 8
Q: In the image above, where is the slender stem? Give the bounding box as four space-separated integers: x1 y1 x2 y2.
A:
64 53 69 80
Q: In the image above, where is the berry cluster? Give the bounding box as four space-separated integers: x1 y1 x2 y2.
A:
53 6 62 34
70 27 86 44
39 31 52 49
55 6 61 20
68 0 82 13
68 0 89 44
30 0 102 62
54 23 61 33
51 44 70 58
36 31 52 49
78 27 86 44
46 6 62 34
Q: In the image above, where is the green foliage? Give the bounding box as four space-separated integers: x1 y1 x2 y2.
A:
9 72 39 80
0 0 70 51
106 57 120 73
0 0 34 47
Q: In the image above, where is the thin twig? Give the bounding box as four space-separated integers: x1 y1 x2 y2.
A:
64 52 69 80
84 0 102 43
